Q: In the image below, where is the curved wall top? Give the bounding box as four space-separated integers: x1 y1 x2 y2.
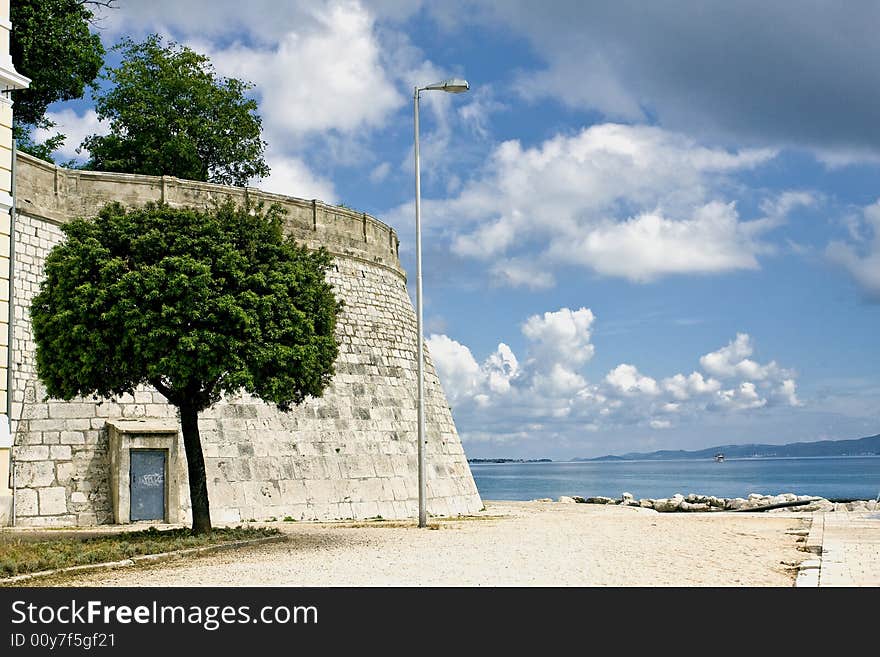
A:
14 152 403 278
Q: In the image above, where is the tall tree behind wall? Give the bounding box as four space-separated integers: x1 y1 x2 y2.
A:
11 0 105 161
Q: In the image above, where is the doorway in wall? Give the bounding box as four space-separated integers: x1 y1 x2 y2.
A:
130 449 166 522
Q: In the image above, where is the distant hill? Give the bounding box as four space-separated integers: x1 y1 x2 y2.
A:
468 458 553 464
575 433 880 462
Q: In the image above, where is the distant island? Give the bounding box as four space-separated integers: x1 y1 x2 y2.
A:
574 433 880 462
468 458 553 464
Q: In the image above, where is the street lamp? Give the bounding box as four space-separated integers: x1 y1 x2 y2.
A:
413 78 469 528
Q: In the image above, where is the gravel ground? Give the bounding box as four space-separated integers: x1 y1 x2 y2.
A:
22 501 809 587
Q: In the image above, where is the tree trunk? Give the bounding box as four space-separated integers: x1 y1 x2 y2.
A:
179 402 212 534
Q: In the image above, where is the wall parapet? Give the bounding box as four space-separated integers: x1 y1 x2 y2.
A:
14 152 403 278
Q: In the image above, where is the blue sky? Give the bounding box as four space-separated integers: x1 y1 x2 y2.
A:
33 1 880 458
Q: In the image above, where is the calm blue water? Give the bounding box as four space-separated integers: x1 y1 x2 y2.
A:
470 456 880 501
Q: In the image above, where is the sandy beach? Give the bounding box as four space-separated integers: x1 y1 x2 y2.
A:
25 501 809 587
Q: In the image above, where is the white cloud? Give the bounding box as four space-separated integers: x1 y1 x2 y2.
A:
759 190 817 225
483 343 518 395
827 199 880 301
414 123 779 285
717 382 767 411
427 307 803 445
457 88 507 138
699 333 788 381
812 148 880 169
774 379 802 407
548 202 766 282
425 334 484 405
369 162 392 184
662 372 721 400
34 109 109 162
258 151 337 203
489 259 556 290
205 3 403 140
534 364 586 397
521 307 596 368
605 364 660 397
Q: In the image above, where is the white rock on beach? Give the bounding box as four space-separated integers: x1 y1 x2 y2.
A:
558 496 576 504
680 501 710 512
619 493 639 506
653 497 683 513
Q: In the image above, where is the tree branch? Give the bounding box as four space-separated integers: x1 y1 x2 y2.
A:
149 377 174 402
77 0 118 8
77 0 118 28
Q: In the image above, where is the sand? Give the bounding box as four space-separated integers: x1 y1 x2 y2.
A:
27 501 809 587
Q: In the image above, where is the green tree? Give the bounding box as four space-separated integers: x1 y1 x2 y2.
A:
10 0 105 158
31 202 341 534
83 35 270 186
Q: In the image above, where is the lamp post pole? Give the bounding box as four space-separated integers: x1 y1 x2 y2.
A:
413 78 469 528
413 86 427 528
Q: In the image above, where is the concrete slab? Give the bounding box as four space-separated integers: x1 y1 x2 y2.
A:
816 511 880 587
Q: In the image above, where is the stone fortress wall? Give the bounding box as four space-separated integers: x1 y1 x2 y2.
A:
9 152 483 526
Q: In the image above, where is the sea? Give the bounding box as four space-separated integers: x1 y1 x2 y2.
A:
469 456 880 502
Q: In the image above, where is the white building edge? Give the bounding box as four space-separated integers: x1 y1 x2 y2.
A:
1 0 31 522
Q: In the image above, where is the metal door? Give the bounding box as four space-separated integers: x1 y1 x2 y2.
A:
130 450 166 521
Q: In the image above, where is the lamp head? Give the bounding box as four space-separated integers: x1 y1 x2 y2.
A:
423 78 470 94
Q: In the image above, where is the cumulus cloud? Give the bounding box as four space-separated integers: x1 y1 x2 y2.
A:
662 372 721 401
548 202 767 282
425 334 484 404
699 333 789 381
483 343 519 395
204 3 403 141
427 307 802 444
521 307 596 368
605 364 659 397
827 199 880 301
413 123 780 285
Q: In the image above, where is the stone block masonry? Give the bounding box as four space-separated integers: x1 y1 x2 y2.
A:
9 153 483 526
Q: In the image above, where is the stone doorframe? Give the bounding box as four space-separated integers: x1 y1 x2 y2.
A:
108 420 181 524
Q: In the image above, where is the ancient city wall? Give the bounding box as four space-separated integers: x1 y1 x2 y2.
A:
9 152 482 526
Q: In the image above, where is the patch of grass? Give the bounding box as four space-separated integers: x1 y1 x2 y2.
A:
0 526 279 579
282 516 296 522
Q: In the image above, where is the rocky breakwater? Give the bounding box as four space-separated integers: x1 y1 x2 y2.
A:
547 492 880 513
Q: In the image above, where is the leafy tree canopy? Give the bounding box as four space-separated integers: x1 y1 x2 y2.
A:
83 35 270 186
11 0 105 156
31 202 340 532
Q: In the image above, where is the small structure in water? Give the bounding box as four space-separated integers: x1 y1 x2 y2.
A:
714 453 725 463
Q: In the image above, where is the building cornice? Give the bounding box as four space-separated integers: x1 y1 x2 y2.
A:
0 64 29 91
